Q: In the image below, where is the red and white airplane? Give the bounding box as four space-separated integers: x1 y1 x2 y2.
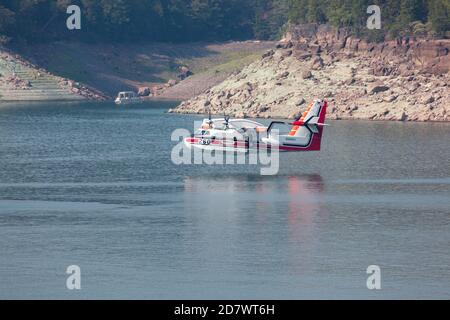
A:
184 99 328 152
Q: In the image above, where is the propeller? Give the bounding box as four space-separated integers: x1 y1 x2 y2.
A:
206 109 213 128
223 114 230 130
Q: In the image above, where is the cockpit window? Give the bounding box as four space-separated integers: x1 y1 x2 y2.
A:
268 123 292 135
212 120 228 130
229 120 259 130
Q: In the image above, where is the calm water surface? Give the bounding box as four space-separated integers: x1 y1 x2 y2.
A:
0 101 449 299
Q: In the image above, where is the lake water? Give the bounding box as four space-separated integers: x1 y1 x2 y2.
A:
0 101 449 299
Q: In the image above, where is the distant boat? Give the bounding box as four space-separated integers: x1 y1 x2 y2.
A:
115 91 142 105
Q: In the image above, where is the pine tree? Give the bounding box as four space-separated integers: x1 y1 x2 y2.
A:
428 0 449 36
306 0 326 23
0 0 448 44
288 0 309 24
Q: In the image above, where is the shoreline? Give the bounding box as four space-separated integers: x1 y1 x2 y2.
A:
168 110 450 124
173 26 449 123
2 35 449 123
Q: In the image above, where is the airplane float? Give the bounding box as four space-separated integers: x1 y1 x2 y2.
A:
184 99 328 153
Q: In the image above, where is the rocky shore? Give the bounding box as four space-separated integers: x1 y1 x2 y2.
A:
0 49 107 102
172 24 450 122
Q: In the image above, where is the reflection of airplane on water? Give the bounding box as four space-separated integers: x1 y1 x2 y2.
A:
183 174 324 210
184 99 328 153
287 175 324 225
183 175 326 270
184 174 324 192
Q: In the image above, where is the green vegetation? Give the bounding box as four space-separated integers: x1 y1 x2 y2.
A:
0 0 448 44
0 0 258 43
287 0 449 38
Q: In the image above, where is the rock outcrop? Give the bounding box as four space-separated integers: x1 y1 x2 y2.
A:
173 24 449 122
177 66 193 80
138 86 151 96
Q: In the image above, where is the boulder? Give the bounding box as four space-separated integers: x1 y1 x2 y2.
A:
177 66 193 80
302 70 313 79
371 63 395 76
278 71 290 79
407 83 420 93
289 111 301 119
242 82 253 91
296 98 306 106
281 50 293 58
151 85 164 95
345 77 356 85
258 105 269 112
167 79 178 87
138 87 150 96
421 95 435 104
324 91 334 98
276 41 293 49
311 56 324 70
399 112 408 121
368 83 390 94
294 51 312 61
384 95 398 102
262 50 275 58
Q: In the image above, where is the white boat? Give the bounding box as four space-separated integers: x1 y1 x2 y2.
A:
114 91 142 105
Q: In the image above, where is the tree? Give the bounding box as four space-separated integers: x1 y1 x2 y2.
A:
428 0 449 36
0 0 447 44
287 0 308 24
306 0 326 23
254 0 289 39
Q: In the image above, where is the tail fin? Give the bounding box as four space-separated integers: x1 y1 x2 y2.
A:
289 101 316 136
297 101 315 122
288 99 327 151
302 99 327 125
306 100 327 151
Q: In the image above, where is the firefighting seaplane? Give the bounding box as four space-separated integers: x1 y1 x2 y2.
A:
184 99 328 152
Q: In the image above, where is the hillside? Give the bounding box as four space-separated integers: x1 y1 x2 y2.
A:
13 41 275 100
0 50 104 102
173 25 450 122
